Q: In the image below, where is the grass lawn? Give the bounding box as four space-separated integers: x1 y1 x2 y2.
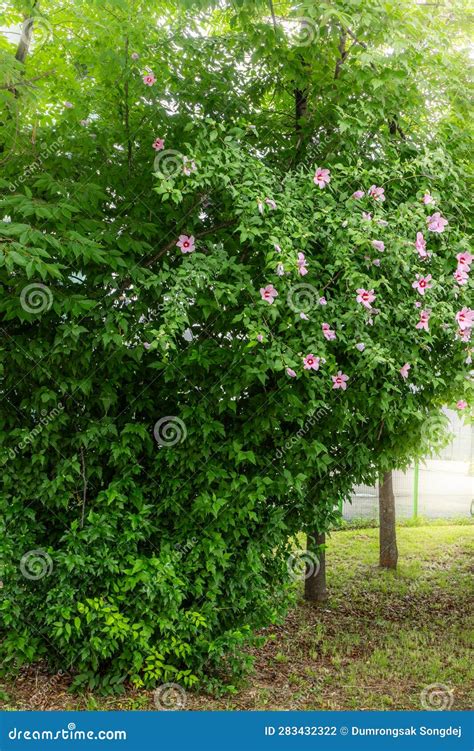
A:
1 522 473 711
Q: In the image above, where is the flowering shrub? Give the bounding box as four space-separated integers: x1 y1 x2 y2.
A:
0 0 471 691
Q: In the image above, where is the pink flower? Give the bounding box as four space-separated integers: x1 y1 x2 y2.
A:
257 334 263 343
332 371 349 389
412 274 432 295
356 288 376 309
456 328 471 343
352 190 365 199
265 197 277 210
355 342 365 352
286 368 297 378
372 240 385 252
303 354 320 370
426 212 448 233
456 399 467 410
313 167 331 189
400 363 411 379
422 192 435 205
79 118 90 127
300 312 309 320
454 268 469 285
414 301 422 309
362 212 372 221
415 232 429 258
274 244 282 253
152 138 165 151
415 310 430 331
318 296 327 306
142 73 156 86
64 101 73 109
373 259 381 267
176 234 195 253
143 342 151 350
276 263 284 276
322 323 336 341
368 185 385 201
455 307 474 330
183 158 197 176
131 52 140 60
297 252 308 276
456 252 473 270
260 284 278 304
377 219 389 227
257 200 264 214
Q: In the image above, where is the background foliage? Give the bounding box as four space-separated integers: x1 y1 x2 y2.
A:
0 0 472 691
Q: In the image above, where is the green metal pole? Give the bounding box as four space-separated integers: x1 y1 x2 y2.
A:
413 460 419 519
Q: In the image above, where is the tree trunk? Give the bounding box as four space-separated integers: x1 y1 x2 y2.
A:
304 530 327 602
379 471 398 569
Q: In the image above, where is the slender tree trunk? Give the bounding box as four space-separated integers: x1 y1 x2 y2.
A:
379 471 398 569
304 530 327 602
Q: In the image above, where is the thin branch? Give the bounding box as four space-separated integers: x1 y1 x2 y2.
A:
79 447 87 528
144 219 237 268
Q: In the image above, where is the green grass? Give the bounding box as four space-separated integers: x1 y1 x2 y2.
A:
1 523 473 711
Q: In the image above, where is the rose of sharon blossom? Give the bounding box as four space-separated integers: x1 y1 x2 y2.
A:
332 371 349 389
368 185 385 201
426 212 448 233
313 167 330 189
400 363 411 379
456 400 467 410
422 192 435 205
131 52 140 60
322 323 336 341
297 252 308 276
286 368 297 378
300 312 309 320
457 328 471 342
303 354 320 370
276 263 284 276
455 307 474 330
64 101 74 109
355 342 366 352
372 240 385 252
352 190 365 199
265 198 277 210
152 138 164 151
274 244 282 253
456 252 473 271
412 274 432 295
257 200 264 214
373 259 381 267
260 284 278 304
176 234 195 253
415 232 429 258
183 158 197 176
318 296 327 305
142 73 156 86
416 310 430 331
356 288 376 309
454 268 469 286
143 342 151 350
362 212 372 221
257 334 263 343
